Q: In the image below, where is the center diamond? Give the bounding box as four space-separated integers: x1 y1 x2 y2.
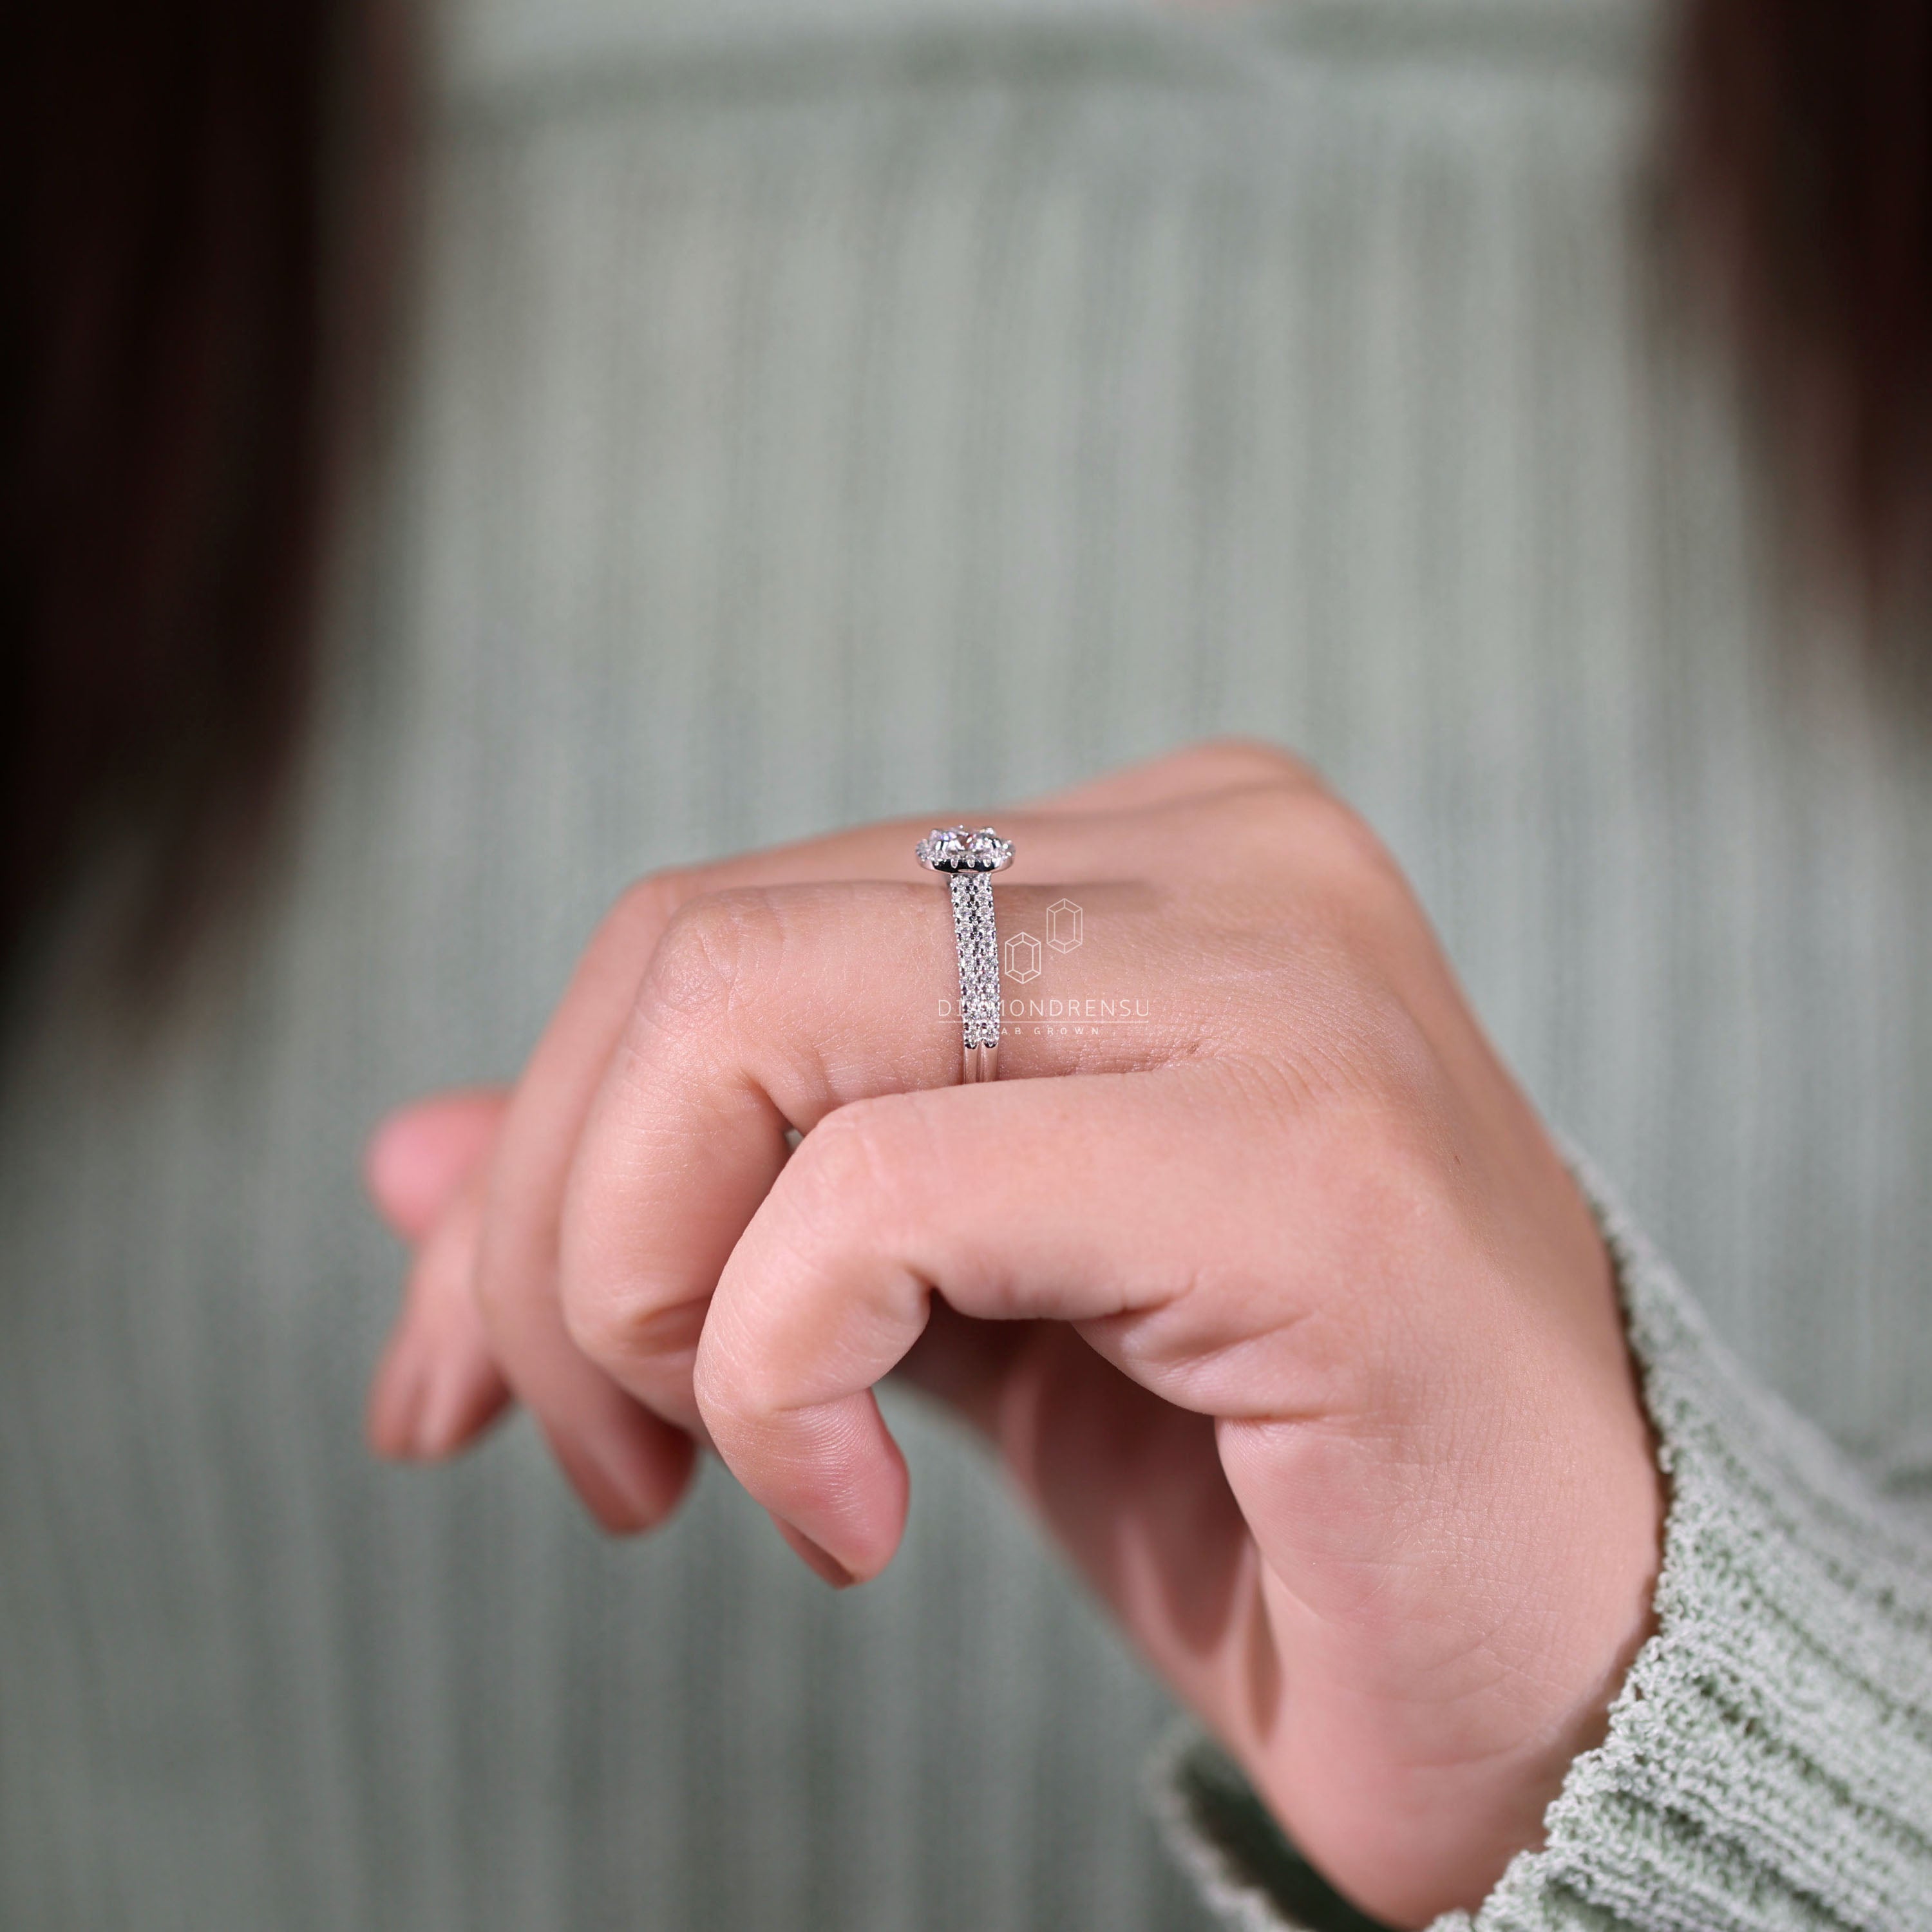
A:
915 824 1014 873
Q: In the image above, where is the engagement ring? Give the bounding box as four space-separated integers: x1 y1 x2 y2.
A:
916 826 1014 1083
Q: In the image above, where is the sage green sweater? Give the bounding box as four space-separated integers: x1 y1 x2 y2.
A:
5 3 1932 1928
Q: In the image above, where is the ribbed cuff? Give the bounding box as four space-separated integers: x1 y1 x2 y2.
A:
1151 1161 1932 1932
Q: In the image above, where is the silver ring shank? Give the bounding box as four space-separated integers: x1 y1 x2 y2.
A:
950 872 1001 1083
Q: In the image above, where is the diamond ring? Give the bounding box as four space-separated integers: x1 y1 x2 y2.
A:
916 825 1014 1083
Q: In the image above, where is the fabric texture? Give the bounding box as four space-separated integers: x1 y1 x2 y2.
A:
1155 1167 1932 1930
5 2 1932 1928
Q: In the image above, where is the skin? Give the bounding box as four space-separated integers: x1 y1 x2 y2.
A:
365 740 1662 1928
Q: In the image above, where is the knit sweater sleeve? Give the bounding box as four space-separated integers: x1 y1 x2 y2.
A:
1148 1166 1932 1932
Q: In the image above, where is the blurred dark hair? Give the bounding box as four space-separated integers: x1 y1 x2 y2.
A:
1 0 408 1009
1672 0 1932 619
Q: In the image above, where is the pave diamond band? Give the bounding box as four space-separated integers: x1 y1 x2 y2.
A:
916 824 1013 1083
951 873 1001 1070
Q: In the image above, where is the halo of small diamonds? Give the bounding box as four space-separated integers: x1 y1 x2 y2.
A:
915 825 1014 874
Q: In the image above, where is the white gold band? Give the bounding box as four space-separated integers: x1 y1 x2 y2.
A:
951 872 1001 1083
915 824 1014 1084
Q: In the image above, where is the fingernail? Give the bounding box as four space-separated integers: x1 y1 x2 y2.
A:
370 1347 427 1459
773 1517 855 1589
413 1354 475 1459
590 1437 673 1533
540 1425 655 1535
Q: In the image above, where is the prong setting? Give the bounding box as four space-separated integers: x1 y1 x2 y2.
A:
916 826 1014 875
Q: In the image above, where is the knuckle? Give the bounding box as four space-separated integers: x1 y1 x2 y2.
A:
1291 788 1379 860
605 867 697 946
1303 799 1409 900
1186 735 1320 791
1325 982 1454 1127
1235 782 1362 860
1232 784 1418 928
579 868 701 985
638 888 786 1030
1218 774 1311 843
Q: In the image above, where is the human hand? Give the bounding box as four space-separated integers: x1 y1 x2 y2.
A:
365 741 1661 1927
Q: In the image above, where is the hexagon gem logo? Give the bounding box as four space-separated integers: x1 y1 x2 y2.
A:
1046 898 1084 953
1003 930 1043 985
